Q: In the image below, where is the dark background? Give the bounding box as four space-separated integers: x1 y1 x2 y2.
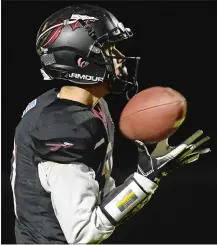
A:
2 1 217 243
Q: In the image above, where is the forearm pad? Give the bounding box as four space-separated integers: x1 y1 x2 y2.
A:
100 173 158 226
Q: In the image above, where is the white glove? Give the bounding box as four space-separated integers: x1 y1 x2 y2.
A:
136 130 211 183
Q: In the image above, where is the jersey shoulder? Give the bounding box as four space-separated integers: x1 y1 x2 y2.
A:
31 98 106 150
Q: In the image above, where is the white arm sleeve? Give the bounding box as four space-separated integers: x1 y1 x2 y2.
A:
38 161 115 244
38 161 158 244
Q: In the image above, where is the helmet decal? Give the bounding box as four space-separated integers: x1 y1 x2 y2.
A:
77 58 89 68
70 14 99 31
38 19 63 48
37 15 99 46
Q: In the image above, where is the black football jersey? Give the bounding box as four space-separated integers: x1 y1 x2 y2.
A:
11 88 115 243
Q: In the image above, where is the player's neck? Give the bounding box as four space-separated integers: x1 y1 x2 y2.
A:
59 84 109 108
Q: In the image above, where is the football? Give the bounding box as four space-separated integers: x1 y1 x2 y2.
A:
119 86 187 143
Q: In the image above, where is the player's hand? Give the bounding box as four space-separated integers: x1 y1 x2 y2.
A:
151 129 210 165
136 130 211 184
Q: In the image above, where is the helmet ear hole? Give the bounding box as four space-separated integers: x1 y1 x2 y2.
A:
75 56 90 68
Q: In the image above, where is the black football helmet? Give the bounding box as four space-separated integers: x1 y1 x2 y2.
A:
36 4 140 98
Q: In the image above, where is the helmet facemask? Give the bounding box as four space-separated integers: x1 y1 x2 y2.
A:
81 22 140 99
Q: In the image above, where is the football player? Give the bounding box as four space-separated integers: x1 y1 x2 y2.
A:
10 4 210 244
